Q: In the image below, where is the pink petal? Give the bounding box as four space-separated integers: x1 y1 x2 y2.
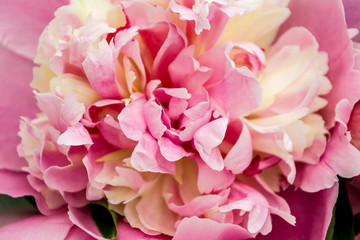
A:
298 100 360 192
323 128 360 178
69 20 115 68
197 160 235 194
68 207 106 240
168 98 189 121
83 137 118 191
131 133 176 174
151 22 187 87
116 221 171 240
280 0 360 127
65 226 96 240
194 117 228 153
83 40 121 99
224 120 253 174
135 183 179 236
63 190 89 208
26 175 67 215
84 99 136 149
296 161 338 193
0 213 73 240
196 8 230 51
144 100 167 139
164 177 228 217
197 43 231 87
257 184 338 240
158 137 188 162
208 67 262 118
343 0 360 42
118 95 147 141
43 164 88 193
122 0 171 29
194 117 228 171
0 170 36 197
0 0 69 60
57 123 93 146
348 101 360 150
0 46 36 171
173 217 253 240
97 115 137 149
167 193 225 217
36 92 85 132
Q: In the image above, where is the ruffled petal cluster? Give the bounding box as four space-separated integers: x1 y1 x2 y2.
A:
0 0 360 239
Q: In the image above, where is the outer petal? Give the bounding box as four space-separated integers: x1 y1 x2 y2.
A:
280 0 360 127
65 226 96 240
343 0 360 41
173 216 253 240
0 46 37 171
116 221 171 240
0 0 69 60
297 100 360 192
0 213 73 240
257 184 338 240
0 170 36 197
68 207 106 240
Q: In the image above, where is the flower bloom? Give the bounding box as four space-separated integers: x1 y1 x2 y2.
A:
0 0 360 239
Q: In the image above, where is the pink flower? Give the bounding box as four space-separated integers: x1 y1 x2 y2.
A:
0 0 359 239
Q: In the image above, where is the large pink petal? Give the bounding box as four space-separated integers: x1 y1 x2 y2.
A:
0 213 73 240
116 221 171 240
68 207 106 240
173 216 253 240
297 100 360 192
65 226 96 240
0 0 69 60
257 184 338 240
0 170 36 197
343 0 360 41
43 164 88 193
280 0 360 127
0 46 37 171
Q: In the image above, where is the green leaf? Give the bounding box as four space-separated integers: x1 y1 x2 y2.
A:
89 201 118 239
325 178 355 240
325 207 336 240
0 194 37 211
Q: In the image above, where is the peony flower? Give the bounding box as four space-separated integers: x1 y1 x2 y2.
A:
0 0 359 239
